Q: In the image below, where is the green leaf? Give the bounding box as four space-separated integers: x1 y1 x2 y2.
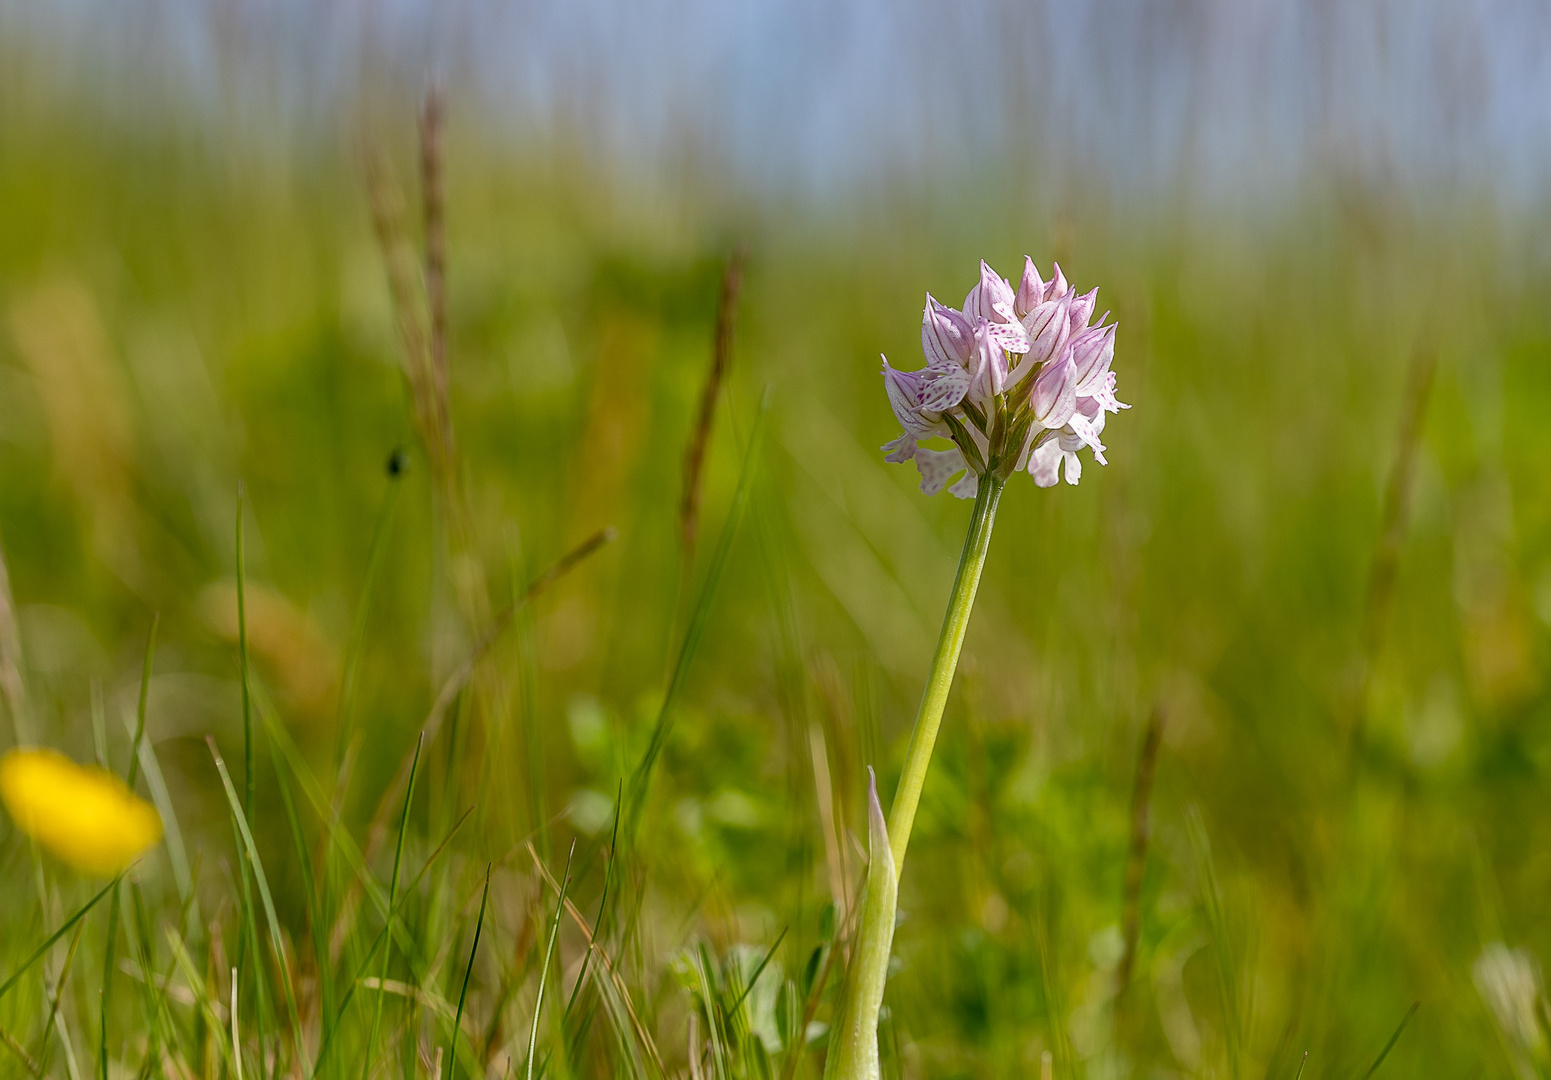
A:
821 771 896 1080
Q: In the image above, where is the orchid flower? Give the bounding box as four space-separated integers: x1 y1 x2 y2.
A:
832 258 1129 1080
880 258 1123 498
1026 321 1129 487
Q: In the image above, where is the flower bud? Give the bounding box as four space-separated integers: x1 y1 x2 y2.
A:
1014 256 1046 319
1068 288 1098 334
1047 262 1070 301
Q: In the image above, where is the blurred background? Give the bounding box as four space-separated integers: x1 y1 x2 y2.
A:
1 0 1550 1077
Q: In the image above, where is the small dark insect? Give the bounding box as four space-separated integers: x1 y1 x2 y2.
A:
387 448 409 478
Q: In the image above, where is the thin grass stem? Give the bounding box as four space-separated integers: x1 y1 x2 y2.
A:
236 484 254 817
1117 706 1164 1006
0 876 119 1002
1362 1002 1420 1077
626 396 769 838
362 732 424 1079
446 864 492 1079
209 738 305 1072
527 842 576 1080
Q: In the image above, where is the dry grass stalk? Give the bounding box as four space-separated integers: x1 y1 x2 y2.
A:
0 538 30 743
680 244 749 557
1351 344 1437 748
1116 705 1164 1008
365 152 442 476
0 1023 42 1079
525 842 668 1079
420 86 453 471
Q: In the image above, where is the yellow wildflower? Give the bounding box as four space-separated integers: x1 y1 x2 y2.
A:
0 748 162 876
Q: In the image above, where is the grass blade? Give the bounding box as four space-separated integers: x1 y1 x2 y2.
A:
1186 806 1241 1080
362 731 424 1080
96 881 121 1080
98 614 158 1080
32 917 87 1077
124 713 192 904
727 927 787 1021
527 842 576 1080
565 786 621 1020
235 484 254 817
0 876 120 1002
125 613 157 790
207 736 305 1073
1117 706 1164 1008
311 805 470 1074
625 395 769 838
446 864 492 1079
231 967 245 1080
1361 1001 1419 1078
0 1022 42 1078
271 741 333 1038
335 461 404 768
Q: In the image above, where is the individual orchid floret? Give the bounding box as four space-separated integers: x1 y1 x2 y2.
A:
1029 397 1109 487
1014 256 1065 310
1028 342 1078 430
963 261 1030 355
879 256 1125 497
1008 259 1073 387
880 357 947 464
965 318 1007 406
920 295 976 373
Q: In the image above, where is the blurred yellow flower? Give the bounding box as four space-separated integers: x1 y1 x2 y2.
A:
0 748 162 876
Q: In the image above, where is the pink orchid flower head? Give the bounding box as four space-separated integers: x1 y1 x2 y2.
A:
882 258 1125 497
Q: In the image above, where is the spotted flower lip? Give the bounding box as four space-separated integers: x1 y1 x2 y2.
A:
881 257 1125 496
880 357 945 465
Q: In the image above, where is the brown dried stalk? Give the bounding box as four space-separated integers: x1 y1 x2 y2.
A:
681 244 749 556
364 151 441 477
1351 344 1437 748
420 87 453 461
1116 706 1164 1006
0 537 30 742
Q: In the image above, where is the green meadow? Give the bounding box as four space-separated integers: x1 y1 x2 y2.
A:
1 73 1550 1080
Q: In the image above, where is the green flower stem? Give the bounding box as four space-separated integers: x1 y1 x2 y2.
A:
824 472 1004 1080
887 471 1003 873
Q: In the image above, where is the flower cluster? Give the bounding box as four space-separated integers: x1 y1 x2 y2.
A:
881 258 1126 496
